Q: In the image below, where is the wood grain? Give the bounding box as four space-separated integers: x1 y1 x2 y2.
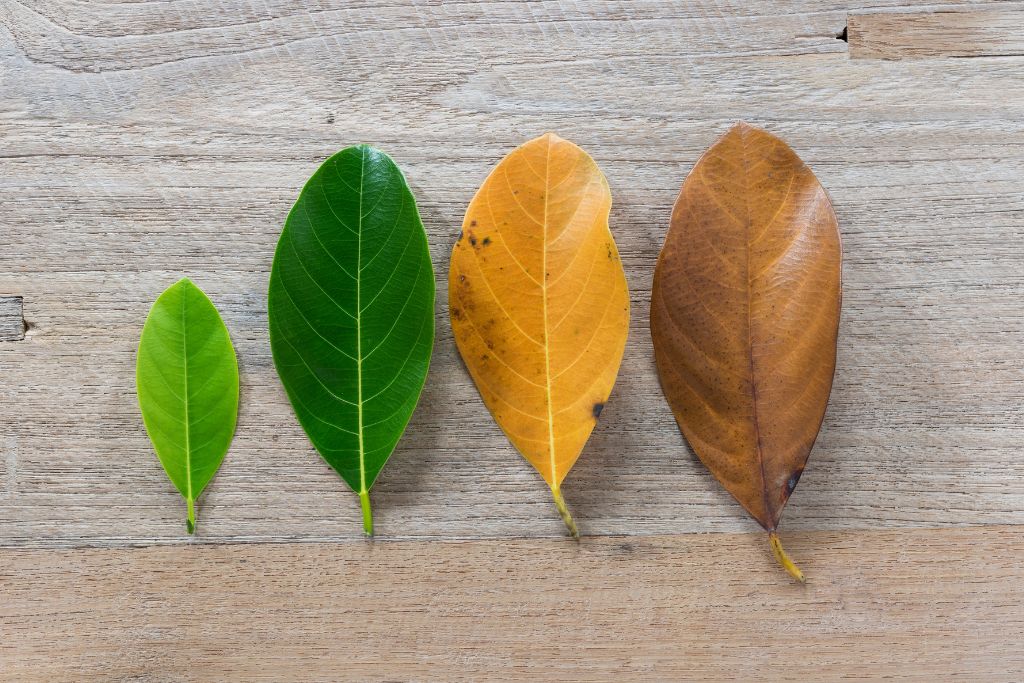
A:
2 526 1023 682
849 5 1024 59
0 295 24 342
1 0 1023 546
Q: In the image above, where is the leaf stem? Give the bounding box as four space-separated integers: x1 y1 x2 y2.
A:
360 490 373 537
551 487 579 539
768 531 804 583
186 498 196 535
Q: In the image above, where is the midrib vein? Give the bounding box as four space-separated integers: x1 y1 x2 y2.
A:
739 131 772 526
542 140 557 485
181 289 193 504
356 150 366 494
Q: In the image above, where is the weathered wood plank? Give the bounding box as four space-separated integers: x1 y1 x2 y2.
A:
849 5 1024 59
1 0 1023 546
0 296 24 341
2 0 851 75
2 526 1022 682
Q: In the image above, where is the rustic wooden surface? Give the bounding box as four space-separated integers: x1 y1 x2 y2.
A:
849 5 1024 58
4 526 1024 682
1 1 1023 680
0 296 23 341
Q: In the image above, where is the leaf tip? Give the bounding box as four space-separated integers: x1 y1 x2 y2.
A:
727 121 758 138
354 143 390 165
539 131 565 146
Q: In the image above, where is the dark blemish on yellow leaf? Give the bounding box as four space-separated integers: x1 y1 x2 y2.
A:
482 237 491 246
459 274 467 284
592 402 604 418
451 306 464 321
470 220 478 227
457 231 464 243
470 236 477 247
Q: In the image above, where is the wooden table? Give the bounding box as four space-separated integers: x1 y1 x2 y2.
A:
2 1 1023 680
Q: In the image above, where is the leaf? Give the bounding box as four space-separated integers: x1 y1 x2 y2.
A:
449 133 630 536
136 278 240 534
268 145 435 536
650 123 842 581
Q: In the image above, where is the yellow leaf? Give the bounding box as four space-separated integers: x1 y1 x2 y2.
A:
449 133 630 535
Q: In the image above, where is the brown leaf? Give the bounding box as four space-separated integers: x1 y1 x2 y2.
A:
650 123 842 580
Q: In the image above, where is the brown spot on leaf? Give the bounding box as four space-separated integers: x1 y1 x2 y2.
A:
786 468 803 496
592 402 604 418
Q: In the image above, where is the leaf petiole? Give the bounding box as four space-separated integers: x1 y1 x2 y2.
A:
186 498 196 535
360 490 373 537
769 531 805 583
551 487 579 539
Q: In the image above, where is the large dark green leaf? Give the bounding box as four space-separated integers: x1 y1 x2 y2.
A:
136 278 239 534
268 145 435 535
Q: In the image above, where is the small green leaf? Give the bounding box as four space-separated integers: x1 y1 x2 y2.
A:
136 278 240 534
268 145 435 535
